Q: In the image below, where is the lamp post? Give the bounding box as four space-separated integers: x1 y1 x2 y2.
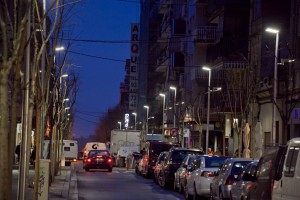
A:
266 27 279 145
202 66 211 154
144 105 149 138
132 112 137 130
159 93 166 134
170 86 177 128
118 121 122 130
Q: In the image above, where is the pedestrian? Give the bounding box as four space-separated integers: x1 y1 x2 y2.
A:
15 144 20 164
30 146 36 166
207 148 214 156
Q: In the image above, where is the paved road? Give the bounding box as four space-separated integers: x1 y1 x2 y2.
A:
75 164 185 200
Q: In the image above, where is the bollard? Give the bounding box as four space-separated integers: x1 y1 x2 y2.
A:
38 159 50 200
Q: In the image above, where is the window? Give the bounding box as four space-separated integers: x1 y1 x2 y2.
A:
64 147 70 151
284 145 299 177
70 143 74 146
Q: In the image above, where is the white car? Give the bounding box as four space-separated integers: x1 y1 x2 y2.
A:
184 155 228 199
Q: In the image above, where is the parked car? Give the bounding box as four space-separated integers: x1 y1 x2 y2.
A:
153 151 169 184
272 137 300 200
140 141 181 177
158 147 204 189
230 160 258 200
210 158 253 200
173 154 199 193
247 145 287 200
84 149 113 172
184 155 229 199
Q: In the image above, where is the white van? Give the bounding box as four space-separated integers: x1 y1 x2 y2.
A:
272 137 300 200
62 140 78 166
83 142 108 157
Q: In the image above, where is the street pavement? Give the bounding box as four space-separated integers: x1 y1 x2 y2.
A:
13 163 78 200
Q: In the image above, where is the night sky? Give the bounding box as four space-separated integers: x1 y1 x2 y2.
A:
69 0 140 138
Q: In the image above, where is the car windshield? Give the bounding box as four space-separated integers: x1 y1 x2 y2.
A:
205 156 228 168
88 150 109 156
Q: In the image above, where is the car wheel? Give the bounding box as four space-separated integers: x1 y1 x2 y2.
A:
153 174 158 184
184 185 192 200
85 168 89 172
108 167 112 172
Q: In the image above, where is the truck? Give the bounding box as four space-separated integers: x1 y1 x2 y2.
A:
110 129 141 166
62 140 78 166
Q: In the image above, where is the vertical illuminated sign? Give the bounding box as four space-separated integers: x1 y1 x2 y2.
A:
129 23 139 111
124 113 129 128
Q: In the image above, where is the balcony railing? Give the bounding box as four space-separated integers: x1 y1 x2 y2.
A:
193 26 217 43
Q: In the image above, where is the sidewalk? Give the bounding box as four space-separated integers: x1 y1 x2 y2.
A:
49 164 78 200
12 164 78 200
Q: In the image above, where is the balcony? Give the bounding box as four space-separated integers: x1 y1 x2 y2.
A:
193 0 208 4
193 26 217 44
156 48 169 72
191 67 226 83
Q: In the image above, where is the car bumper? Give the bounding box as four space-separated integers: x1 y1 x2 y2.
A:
197 179 213 196
85 163 112 169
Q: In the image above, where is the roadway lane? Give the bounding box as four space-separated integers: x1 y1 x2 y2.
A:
75 163 185 200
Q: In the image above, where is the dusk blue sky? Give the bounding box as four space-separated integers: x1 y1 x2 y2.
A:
69 0 140 138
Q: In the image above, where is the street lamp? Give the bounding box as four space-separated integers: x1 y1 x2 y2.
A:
117 121 122 130
266 27 279 145
159 93 166 134
170 86 177 128
144 105 149 136
132 112 137 130
202 66 211 154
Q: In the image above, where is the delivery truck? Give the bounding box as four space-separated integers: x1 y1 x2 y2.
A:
110 129 141 166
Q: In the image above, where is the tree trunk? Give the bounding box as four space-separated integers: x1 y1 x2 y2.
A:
33 102 41 200
0 68 10 200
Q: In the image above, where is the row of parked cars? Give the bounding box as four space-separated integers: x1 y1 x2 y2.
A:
136 137 300 200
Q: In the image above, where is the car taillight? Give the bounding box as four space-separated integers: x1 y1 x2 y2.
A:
272 180 277 190
201 171 215 178
246 182 253 190
107 158 112 163
87 158 92 163
225 177 235 185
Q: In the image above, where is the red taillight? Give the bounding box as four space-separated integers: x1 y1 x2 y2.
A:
107 158 112 163
201 171 215 178
225 178 234 185
246 182 253 190
87 158 92 163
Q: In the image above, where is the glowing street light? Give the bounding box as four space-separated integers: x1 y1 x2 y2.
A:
132 112 137 130
159 93 166 134
169 86 177 128
117 121 122 130
202 66 211 154
266 27 279 144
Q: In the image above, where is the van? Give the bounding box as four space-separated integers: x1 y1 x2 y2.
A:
83 142 108 158
248 145 287 200
62 140 78 166
140 141 181 177
272 137 300 200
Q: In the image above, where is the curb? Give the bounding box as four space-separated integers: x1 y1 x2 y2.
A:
68 164 78 200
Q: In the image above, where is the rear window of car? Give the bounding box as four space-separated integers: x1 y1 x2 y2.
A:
231 161 251 175
284 145 300 177
172 151 201 163
205 156 228 168
89 150 109 156
152 144 179 155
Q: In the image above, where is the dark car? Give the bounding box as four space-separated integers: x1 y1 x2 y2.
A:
247 145 287 200
84 149 113 172
230 160 258 200
140 141 181 177
158 147 204 189
153 151 169 184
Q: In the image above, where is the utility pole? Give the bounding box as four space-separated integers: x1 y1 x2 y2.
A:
18 5 31 200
